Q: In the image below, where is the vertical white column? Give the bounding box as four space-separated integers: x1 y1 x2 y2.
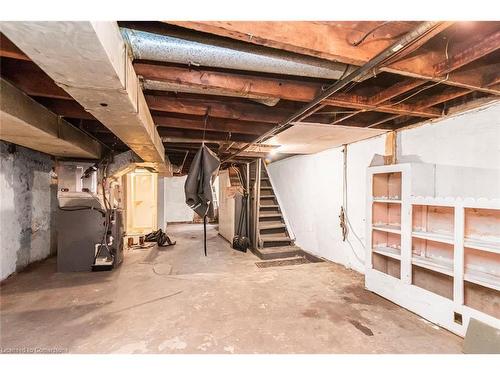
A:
157 176 167 231
365 171 374 270
454 204 465 305
401 166 412 284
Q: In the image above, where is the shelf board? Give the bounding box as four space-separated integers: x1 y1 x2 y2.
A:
412 254 454 276
373 247 401 260
464 270 500 291
373 198 402 204
464 238 500 254
412 230 454 245
372 224 401 234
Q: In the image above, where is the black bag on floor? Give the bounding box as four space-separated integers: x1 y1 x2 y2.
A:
232 194 250 252
145 229 176 247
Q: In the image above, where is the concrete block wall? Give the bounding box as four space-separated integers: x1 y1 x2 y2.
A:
0 141 57 280
268 101 500 274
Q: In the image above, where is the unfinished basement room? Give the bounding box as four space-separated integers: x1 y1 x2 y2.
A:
1 2 500 366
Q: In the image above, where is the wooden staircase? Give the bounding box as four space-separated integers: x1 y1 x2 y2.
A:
250 159 305 261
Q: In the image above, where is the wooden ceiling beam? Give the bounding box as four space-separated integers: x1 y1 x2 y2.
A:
135 62 319 102
367 87 472 128
153 114 273 135
157 127 256 143
412 87 472 108
135 63 441 118
167 21 418 66
370 79 427 104
1 78 102 159
482 67 500 88
384 53 500 95
329 79 427 125
145 94 286 123
323 93 440 117
0 60 72 100
168 21 499 95
366 114 400 128
434 30 500 76
32 97 95 120
379 23 453 68
0 33 30 60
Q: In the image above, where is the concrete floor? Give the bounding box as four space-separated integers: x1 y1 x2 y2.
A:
0 223 463 354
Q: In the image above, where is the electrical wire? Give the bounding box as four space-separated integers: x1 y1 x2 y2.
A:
387 77 449 108
315 110 361 115
93 153 115 264
231 163 247 194
339 145 365 266
59 206 105 215
382 37 451 108
350 21 394 47
333 34 452 127
224 22 442 163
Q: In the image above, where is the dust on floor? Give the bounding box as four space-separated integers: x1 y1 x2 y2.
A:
0 223 462 354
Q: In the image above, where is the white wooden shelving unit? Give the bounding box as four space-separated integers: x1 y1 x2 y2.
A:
365 163 500 337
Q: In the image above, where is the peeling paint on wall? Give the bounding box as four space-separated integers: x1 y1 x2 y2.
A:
0 141 57 280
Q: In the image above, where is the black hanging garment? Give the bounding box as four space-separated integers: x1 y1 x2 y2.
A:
184 145 220 256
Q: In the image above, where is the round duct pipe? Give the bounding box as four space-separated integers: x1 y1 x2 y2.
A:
121 28 356 81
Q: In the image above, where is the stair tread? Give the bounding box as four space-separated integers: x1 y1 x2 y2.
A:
258 245 301 254
259 223 286 230
259 213 283 218
260 195 275 199
260 235 292 242
260 204 279 208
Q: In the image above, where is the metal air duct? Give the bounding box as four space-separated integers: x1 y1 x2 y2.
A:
121 28 356 81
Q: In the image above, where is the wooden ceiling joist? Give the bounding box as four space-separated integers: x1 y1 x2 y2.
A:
412 87 472 108
145 94 287 123
33 97 95 120
0 78 102 159
328 79 427 125
0 33 29 60
2 21 499 173
367 87 472 128
370 79 427 104
167 21 420 66
136 63 441 118
0 59 72 100
158 127 256 143
168 21 499 95
153 114 273 135
434 30 500 76
324 93 441 117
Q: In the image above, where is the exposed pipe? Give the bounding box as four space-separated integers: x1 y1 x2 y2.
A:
121 28 357 81
222 21 444 163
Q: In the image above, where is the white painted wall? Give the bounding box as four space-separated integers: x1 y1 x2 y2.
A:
157 177 167 231
269 136 385 273
268 101 500 274
164 176 194 223
218 170 235 242
0 142 56 280
398 101 500 199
